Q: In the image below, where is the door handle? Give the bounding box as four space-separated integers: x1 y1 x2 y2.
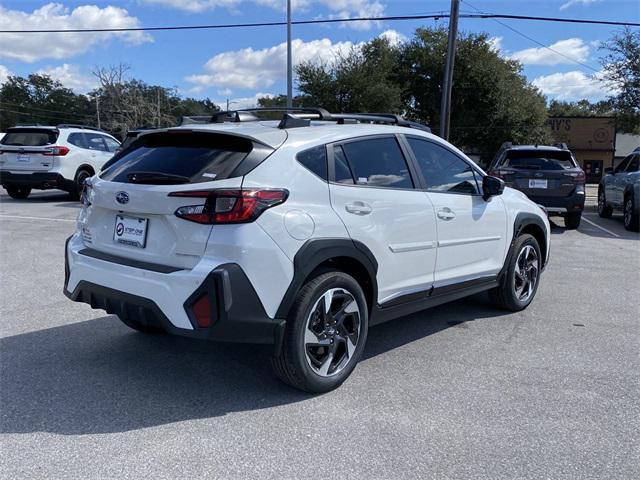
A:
345 201 372 215
437 208 456 220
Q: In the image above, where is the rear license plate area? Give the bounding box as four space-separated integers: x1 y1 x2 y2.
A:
114 215 148 248
529 179 548 189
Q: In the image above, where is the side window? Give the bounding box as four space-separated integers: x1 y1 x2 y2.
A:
408 137 479 195
334 146 355 184
614 155 631 173
296 145 327 180
85 133 108 152
625 154 639 173
104 137 120 153
67 133 87 149
340 137 414 189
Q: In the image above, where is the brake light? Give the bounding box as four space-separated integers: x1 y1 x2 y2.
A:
169 188 289 224
564 171 586 182
42 146 70 156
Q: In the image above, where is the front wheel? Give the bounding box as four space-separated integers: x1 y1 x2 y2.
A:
489 234 542 312
272 271 368 393
6 186 31 199
565 212 581 229
623 195 639 232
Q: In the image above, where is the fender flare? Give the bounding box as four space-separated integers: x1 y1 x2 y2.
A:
499 212 549 281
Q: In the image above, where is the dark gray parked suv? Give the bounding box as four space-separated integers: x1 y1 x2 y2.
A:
598 148 640 231
488 143 586 229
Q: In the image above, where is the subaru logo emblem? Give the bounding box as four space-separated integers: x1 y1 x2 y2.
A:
116 191 129 204
535 173 543 178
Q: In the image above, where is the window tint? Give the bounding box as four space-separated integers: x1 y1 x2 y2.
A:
615 155 632 173
334 146 355 184
100 132 252 184
1 128 58 146
503 150 576 170
408 138 479 195
104 137 120 153
626 154 639 172
297 145 327 180
67 133 87 149
85 133 108 152
340 137 413 189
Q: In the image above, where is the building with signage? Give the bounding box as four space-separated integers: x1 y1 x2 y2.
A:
547 116 616 183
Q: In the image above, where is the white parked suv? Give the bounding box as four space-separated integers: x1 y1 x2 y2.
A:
0 124 120 199
64 108 550 392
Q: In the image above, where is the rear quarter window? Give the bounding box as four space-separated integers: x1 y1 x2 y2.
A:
296 145 328 180
1 129 58 146
100 131 254 184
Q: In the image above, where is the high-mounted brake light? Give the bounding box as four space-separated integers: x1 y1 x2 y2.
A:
42 146 70 156
169 188 289 224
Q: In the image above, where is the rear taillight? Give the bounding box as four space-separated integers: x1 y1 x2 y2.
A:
564 170 586 182
43 146 70 156
169 188 289 225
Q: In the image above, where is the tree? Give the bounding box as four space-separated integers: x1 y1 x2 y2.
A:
547 99 614 117
399 28 550 161
296 37 404 113
599 28 640 133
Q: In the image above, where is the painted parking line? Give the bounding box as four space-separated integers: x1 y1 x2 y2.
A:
0 214 75 223
581 216 620 238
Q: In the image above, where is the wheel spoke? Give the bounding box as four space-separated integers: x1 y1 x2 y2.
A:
305 327 330 346
317 352 334 376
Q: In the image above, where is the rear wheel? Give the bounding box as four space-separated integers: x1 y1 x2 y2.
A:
489 234 541 312
272 271 368 393
597 189 612 218
117 315 165 334
69 169 92 201
6 186 31 199
565 212 581 229
623 194 639 232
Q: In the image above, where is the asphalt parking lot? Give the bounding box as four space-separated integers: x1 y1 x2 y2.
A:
1 190 638 480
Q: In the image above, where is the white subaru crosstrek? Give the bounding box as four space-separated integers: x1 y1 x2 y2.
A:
64 108 550 392
0 124 120 199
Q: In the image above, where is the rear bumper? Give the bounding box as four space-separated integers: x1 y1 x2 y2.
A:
527 191 585 214
0 170 72 190
64 234 285 345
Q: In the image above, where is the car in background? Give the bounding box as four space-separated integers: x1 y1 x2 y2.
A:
101 128 150 172
488 143 586 229
0 124 120 199
598 149 639 231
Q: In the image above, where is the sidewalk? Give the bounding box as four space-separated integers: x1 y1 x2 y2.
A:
586 184 598 209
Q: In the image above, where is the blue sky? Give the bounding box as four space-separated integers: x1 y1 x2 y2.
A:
0 0 638 108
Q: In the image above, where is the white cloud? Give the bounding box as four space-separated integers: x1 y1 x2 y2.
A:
0 3 151 63
143 0 385 29
378 29 407 46
0 65 12 84
559 0 601 11
37 64 97 93
509 38 590 66
186 30 403 92
532 70 614 101
488 36 503 53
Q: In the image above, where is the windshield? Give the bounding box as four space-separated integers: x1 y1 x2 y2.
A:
100 131 253 184
1 128 58 146
503 150 576 171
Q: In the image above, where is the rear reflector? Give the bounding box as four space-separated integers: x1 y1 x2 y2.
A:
192 293 213 328
170 188 288 224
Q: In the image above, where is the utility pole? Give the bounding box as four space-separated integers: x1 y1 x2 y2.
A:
286 0 293 108
96 95 101 129
439 0 460 141
226 98 230 111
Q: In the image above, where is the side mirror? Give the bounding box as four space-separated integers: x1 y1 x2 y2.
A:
483 175 505 201
604 167 614 175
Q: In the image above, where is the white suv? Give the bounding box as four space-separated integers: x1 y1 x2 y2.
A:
64 109 550 392
0 124 120 199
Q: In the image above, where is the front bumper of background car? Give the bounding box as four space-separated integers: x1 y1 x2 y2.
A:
63 234 285 346
0 170 74 191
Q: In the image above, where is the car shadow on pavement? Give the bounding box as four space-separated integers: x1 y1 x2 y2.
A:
0 294 505 436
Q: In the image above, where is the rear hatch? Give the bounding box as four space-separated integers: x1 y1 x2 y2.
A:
0 127 59 171
494 150 583 198
80 129 280 270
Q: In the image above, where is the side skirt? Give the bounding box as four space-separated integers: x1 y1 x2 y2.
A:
370 277 499 326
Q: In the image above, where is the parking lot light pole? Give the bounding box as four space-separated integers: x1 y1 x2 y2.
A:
440 0 460 141
286 0 293 108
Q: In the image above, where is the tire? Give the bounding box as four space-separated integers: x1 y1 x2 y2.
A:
69 169 92 201
623 194 639 232
117 315 165 334
564 212 581 229
272 271 369 393
597 188 612 218
6 186 31 199
489 233 542 312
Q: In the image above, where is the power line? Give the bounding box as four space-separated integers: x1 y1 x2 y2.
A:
0 13 636 34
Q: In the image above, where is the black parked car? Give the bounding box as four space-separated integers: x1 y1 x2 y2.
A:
488 143 586 229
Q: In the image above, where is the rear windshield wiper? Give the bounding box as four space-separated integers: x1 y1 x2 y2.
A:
127 171 190 184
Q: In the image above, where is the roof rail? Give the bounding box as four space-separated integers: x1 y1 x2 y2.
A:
552 142 569 150
56 123 103 132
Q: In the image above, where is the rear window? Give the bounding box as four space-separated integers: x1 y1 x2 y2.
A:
503 150 576 171
100 131 253 184
1 128 58 146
